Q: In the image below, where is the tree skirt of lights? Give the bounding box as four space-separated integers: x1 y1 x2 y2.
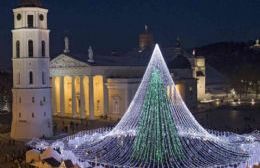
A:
28 45 260 168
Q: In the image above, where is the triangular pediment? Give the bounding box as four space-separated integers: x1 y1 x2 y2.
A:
50 54 89 68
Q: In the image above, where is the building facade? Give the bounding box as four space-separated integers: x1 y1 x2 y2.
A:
50 32 205 120
11 0 53 140
50 50 145 120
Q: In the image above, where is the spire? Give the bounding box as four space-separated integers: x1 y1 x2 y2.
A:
88 46 94 63
63 36 70 54
139 25 154 51
19 0 42 7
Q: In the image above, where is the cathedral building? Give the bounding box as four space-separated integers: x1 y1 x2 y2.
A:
50 27 206 121
11 0 206 139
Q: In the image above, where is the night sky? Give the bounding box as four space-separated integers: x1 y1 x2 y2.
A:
0 0 260 70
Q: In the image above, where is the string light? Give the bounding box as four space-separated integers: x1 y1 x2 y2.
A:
28 44 260 168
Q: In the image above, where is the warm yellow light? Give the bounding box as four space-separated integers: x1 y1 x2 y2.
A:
64 76 72 114
175 84 181 95
54 77 61 113
216 99 220 106
93 75 104 116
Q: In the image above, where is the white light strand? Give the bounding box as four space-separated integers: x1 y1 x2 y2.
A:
28 44 260 168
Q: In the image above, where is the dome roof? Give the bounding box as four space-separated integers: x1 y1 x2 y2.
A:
19 0 42 7
168 55 191 69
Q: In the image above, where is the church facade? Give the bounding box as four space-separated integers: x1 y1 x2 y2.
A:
50 29 206 120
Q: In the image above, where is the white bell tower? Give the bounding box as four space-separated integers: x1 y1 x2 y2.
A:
11 0 53 140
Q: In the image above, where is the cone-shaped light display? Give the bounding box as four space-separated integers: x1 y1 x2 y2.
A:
29 44 260 168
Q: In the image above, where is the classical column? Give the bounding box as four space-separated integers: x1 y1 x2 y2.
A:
60 76 65 116
89 76 95 120
103 77 108 116
72 76 77 118
80 76 86 119
51 77 57 115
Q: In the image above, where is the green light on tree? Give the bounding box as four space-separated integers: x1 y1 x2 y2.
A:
132 68 183 164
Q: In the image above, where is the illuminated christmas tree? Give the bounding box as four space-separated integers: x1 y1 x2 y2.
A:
132 69 183 164
29 44 260 168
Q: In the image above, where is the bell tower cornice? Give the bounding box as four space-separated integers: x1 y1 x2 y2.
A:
18 0 42 8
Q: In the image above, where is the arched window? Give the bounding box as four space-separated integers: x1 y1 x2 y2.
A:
16 41 20 58
42 41 46 57
42 72 46 85
28 40 33 57
29 71 33 84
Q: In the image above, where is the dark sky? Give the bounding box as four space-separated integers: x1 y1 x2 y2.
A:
0 0 260 70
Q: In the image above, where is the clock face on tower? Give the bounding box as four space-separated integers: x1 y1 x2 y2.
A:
39 14 44 21
17 14 22 21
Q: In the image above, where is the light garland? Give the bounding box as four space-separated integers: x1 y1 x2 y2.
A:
28 44 260 168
